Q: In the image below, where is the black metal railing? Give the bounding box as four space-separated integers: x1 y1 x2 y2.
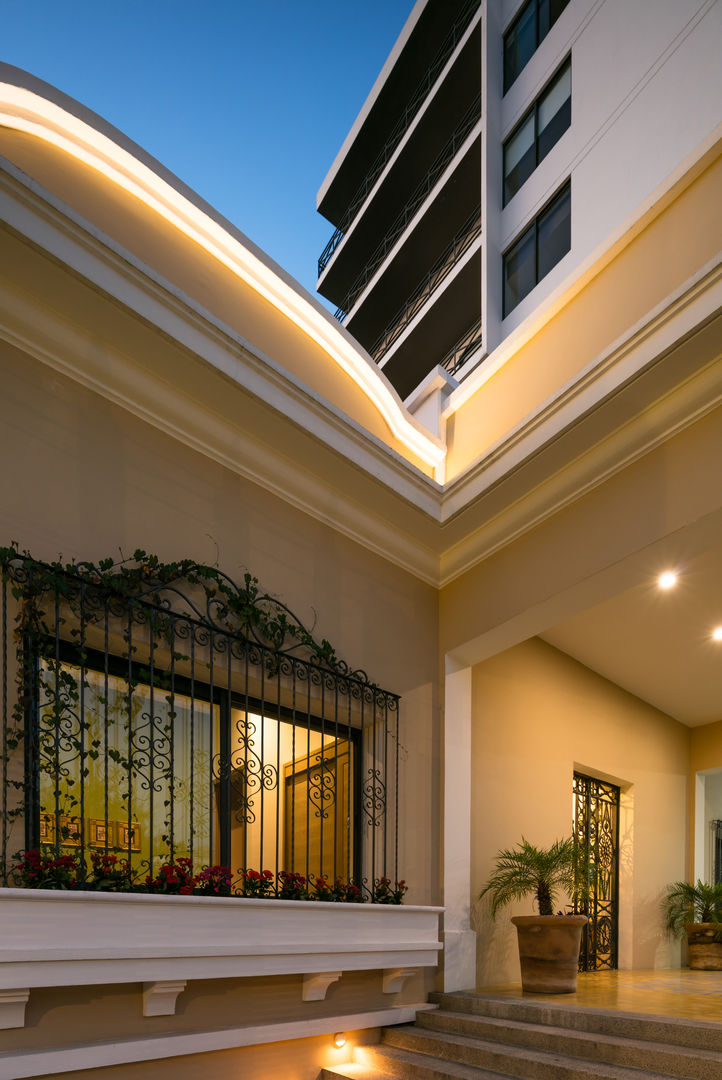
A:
318 0 479 276
334 96 481 323
370 205 481 363
0 549 400 898
439 316 482 377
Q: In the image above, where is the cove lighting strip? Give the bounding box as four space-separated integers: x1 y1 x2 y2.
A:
0 82 445 474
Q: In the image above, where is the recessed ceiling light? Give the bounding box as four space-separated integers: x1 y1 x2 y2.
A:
658 571 678 590
712 627 722 642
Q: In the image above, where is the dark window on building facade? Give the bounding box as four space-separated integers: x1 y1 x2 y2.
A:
504 0 570 93
503 180 570 316
503 58 571 204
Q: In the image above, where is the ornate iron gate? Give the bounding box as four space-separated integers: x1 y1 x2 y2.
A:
573 771 620 971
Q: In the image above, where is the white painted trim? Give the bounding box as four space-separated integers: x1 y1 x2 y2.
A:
0 990 29 1031
142 981 186 1017
0 1003 437 1079
0 69 445 474
442 662 476 991
0 890 443 991
302 971 342 1001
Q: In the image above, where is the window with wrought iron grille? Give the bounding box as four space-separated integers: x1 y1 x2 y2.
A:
1 550 400 899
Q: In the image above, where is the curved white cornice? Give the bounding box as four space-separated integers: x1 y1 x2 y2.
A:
0 72 445 475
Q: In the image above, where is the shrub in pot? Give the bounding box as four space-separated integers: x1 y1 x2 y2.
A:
480 836 588 993
663 880 722 970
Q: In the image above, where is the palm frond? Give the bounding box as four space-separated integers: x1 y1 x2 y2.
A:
480 836 586 917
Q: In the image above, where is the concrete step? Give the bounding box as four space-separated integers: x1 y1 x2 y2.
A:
415 1008 722 1079
323 1041 518 1079
428 992 722 1053
380 1023 693 1080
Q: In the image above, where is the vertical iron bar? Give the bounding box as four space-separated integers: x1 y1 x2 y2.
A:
221 636 232 870
379 691 386 876
168 617 176 862
333 677 339 885
125 610 134 870
78 582 86 869
260 648 265 872
394 697 399 886
103 600 110 854
290 665 297 873
319 668 325 882
189 628 195 864
148 618 155 871
305 667 311 885
1 576 6 883
53 586 61 855
275 663 281 894
346 685 352 884
372 695 378 897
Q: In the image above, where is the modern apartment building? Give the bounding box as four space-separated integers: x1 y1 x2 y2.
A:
317 0 722 406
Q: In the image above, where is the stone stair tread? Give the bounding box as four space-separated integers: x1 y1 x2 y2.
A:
353 1042 519 1079
429 992 722 1051
419 1006 722 1064
382 1024 683 1080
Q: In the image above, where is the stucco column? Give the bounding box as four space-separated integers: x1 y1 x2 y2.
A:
442 659 476 990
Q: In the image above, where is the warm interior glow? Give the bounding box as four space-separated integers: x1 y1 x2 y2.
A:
0 82 446 474
658 571 678 590
333 1033 347 1049
712 627 722 642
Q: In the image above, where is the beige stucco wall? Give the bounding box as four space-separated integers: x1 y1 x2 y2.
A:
0 337 440 908
470 638 688 986
0 972 401 1057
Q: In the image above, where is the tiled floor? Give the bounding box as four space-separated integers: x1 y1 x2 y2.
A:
477 969 722 1022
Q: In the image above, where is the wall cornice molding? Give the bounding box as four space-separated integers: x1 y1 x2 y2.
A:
0 157 720 591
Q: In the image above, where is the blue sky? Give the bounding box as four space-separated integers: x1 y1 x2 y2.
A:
3 1 411 302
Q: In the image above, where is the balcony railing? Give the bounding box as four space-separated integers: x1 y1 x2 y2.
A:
439 316 482 377
318 0 479 277
334 95 481 323
370 205 481 364
0 547 400 900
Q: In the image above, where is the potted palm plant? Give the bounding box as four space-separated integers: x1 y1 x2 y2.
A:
663 880 722 970
480 836 588 993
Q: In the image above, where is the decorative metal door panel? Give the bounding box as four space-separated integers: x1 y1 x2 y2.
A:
573 772 620 971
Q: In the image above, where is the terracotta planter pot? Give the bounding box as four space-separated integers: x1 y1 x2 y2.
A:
511 914 587 993
686 923 722 970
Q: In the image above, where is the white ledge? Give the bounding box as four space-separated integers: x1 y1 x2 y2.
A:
0 1003 438 1078
0 889 443 990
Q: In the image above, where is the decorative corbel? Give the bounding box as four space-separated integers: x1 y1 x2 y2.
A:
382 968 418 994
302 971 342 1001
142 980 187 1016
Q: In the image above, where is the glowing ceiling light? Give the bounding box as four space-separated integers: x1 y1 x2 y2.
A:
658 571 678 590
712 627 722 642
332 1033 346 1049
